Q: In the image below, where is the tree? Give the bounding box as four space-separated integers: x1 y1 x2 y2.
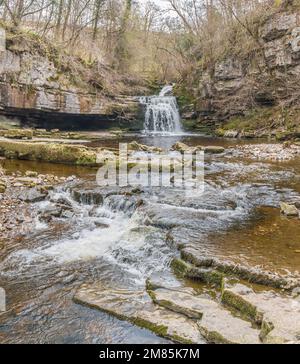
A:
113 0 132 71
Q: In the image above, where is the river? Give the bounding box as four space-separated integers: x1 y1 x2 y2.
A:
0 131 299 343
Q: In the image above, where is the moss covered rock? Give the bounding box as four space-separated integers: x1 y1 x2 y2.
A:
2 129 33 140
222 283 300 344
204 146 225 154
0 140 98 166
0 180 6 193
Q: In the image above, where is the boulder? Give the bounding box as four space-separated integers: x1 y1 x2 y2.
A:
171 258 224 287
18 188 47 203
15 177 39 187
39 204 63 222
146 271 186 292
203 146 225 154
72 189 103 205
128 141 162 153
25 171 38 178
224 130 239 138
171 142 197 153
0 180 6 193
280 202 299 217
3 129 33 140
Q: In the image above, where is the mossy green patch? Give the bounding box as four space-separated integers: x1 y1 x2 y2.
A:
0 140 98 166
171 258 193 277
221 289 262 324
218 106 300 139
133 317 168 338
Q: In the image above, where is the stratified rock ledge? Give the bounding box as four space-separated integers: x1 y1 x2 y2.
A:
73 283 204 344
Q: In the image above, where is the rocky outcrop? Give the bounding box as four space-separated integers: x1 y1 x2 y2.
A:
0 29 143 130
178 3 300 133
74 282 204 344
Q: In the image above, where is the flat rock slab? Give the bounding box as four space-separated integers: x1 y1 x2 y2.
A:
74 283 204 344
181 247 299 290
146 271 193 292
222 284 300 343
150 288 260 344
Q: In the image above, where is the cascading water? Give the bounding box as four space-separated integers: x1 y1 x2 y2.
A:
140 85 183 133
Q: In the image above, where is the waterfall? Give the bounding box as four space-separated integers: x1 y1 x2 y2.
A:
140 85 182 133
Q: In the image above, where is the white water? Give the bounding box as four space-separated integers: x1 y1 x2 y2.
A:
140 85 183 133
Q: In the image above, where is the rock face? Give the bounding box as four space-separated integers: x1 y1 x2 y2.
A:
0 29 143 130
179 5 300 129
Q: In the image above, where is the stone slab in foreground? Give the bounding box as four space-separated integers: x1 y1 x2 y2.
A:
73 283 204 344
149 288 260 344
222 284 300 344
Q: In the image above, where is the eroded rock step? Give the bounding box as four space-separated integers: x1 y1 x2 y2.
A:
73 283 204 344
222 283 300 344
147 279 260 344
179 247 300 290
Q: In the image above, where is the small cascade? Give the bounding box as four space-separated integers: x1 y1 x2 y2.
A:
140 85 182 133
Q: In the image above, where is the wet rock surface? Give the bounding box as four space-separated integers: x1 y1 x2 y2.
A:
222 283 300 344
74 283 204 344
0 164 77 240
179 247 299 290
18 188 48 203
74 281 261 344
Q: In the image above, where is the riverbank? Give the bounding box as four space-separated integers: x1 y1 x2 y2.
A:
0 162 76 239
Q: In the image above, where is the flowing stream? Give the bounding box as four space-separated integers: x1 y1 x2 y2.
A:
0 96 300 343
139 85 182 133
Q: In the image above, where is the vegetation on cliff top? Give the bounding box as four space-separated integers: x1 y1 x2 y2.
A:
1 1 300 133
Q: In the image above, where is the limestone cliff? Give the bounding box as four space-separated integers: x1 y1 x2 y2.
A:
178 2 300 137
0 27 144 130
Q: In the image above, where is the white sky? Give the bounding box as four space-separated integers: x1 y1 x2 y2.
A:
138 0 170 9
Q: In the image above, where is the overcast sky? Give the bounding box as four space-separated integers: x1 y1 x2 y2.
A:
138 0 169 9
